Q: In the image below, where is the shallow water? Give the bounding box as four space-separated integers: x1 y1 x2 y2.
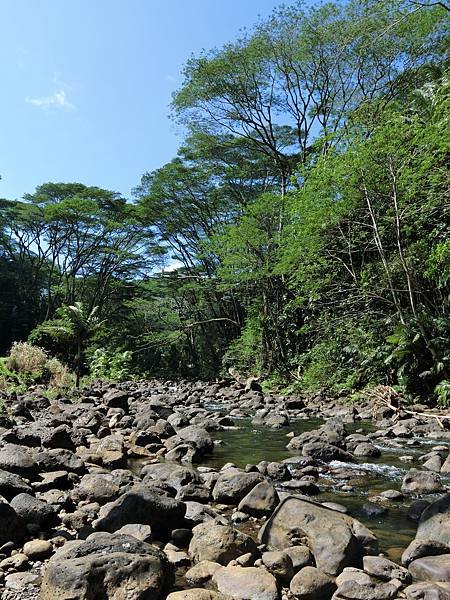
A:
202 417 450 554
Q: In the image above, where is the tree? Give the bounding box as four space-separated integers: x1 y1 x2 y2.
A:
29 302 104 387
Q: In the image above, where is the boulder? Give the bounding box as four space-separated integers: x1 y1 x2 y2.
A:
0 468 32 500
259 497 378 576
363 555 410 584
188 522 258 565
185 560 222 585
403 582 450 599
401 470 444 494
93 485 186 538
176 425 213 455
332 580 400 599
10 492 56 527
290 566 336 600
302 442 354 463
402 539 450 566
415 494 450 546
41 531 171 599
0 444 36 475
0 499 23 545
212 469 264 504
238 480 280 516
409 554 450 582
262 550 294 585
212 565 279 600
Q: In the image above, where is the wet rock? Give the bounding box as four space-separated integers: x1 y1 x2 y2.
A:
354 443 381 458
290 566 336 599
401 469 444 494
238 480 280 516
363 555 410 583
188 522 258 565
360 502 388 519
302 442 354 463
93 485 186 538
213 469 264 504
408 499 431 522
212 565 279 600
259 497 378 576
41 531 171 600
409 554 450 582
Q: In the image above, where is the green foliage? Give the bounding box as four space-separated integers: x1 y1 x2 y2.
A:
89 348 133 382
435 380 450 408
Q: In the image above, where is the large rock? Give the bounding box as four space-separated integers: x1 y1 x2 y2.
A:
93 485 186 538
212 469 264 504
259 497 378 576
41 531 171 599
404 582 450 599
332 580 400 599
0 499 23 545
290 566 336 600
238 480 280 516
10 492 56 527
401 469 444 494
302 442 354 463
415 494 450 546
0 469 32 500
409 554 450 582
176 425 213 455
212 566 279 600
0 444 36 475
141 462 201 493
189 522 258 565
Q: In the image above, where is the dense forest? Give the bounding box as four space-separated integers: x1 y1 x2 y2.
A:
0 0 448 401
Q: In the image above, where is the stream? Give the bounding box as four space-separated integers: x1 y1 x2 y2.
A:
202 416 450 557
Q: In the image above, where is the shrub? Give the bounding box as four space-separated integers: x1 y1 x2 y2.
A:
6 342 48 375
89 348 133 382
2 342 74 389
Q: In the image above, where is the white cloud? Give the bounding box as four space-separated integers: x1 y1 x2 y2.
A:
25 89 76 110
162 259 184 272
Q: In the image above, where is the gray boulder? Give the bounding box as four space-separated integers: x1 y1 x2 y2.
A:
41 531 171 600
189 522 258 565
93 485 185 538
212 469 264 504
259 497 378 576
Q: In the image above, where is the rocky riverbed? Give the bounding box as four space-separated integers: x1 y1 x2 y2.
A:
1 379 450 599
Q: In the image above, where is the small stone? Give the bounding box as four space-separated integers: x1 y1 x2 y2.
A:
22 539 52 560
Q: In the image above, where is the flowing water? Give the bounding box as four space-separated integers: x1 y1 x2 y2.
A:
202 417 450 555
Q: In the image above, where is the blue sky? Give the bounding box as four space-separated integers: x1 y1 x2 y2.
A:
0 0 297 201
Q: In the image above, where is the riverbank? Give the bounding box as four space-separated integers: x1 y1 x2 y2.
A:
0 379 450 599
